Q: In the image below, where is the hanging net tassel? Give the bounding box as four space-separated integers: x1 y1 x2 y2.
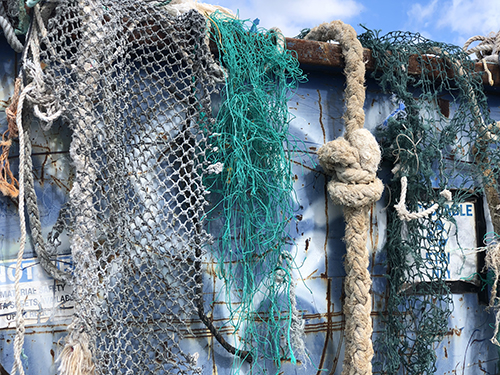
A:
205 12 306 372
306 21 384 375
57 322 95 375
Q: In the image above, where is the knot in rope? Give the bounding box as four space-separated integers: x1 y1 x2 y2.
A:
463 31 500 86
318 128 384 208
24 61 63 129
485 241 500 345
305 20 381 375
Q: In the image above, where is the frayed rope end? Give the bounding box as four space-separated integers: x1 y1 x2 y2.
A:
57 328 94 375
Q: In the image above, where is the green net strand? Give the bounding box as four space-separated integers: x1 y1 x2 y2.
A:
203 12 307 373
359 29 500 374
16 0 29 35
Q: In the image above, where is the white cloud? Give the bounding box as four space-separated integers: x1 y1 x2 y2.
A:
408 0 438 28
211 0 364 37
437 0 500 38
406 0 500 46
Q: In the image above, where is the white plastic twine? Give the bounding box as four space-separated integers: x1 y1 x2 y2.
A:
11 82 35 375
394 176 452 222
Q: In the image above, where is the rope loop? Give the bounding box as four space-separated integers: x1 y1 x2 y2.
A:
463 31 500 62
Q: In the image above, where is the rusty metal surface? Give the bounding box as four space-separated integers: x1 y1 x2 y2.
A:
286 38 500 88
0 33 499 374
0 38 73 374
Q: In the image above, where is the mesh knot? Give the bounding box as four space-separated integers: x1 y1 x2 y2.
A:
318 128 383 208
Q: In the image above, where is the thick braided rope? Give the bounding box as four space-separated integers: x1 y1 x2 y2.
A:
58 3 105 373
305 21 383 375
24 127 71 282
11 82 34 375
3 8 71 282
0 4 24 53
463 31 500 86
306 21 365 135
24 6 70 279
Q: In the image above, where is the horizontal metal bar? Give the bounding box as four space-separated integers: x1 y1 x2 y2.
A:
285 37 500 88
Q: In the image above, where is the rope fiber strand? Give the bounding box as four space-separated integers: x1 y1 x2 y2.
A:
305 21 384 375
11 81 35 375
0 3 24 53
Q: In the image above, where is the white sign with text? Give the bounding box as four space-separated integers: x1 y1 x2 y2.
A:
0 255 73 328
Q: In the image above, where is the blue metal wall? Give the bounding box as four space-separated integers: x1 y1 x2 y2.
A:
0 36 499 374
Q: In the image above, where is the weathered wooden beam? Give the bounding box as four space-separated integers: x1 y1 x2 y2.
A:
285 37 500 87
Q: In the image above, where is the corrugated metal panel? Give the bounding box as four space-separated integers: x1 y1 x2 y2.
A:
0 35 499 374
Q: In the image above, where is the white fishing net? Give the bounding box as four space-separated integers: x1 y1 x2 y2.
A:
28 1 218 373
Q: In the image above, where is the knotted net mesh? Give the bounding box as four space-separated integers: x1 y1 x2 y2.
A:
203 13 307 373
358 30 500 374
12 1 308 374
36 2 216 373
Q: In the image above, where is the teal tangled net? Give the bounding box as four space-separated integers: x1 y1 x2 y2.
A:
359 29 500 374
203 12 307 373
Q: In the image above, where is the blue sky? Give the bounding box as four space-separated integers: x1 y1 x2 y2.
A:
210 0 499 48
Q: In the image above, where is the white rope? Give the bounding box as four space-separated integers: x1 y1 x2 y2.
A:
306 21 383 375
11 82 35 375
394 176 452 222
463 31 500 62
482 58 494 86
0 4 24 53
485 242 500 345
24 6 63 130
463 31 500 87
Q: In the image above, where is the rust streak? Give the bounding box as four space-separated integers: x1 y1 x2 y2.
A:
317 277 332 374
304 269 318 280
369 205 375 251
329 317 344 375
317 182 330 374
212 343 218 375
291 159 322 173
50 175 71 193
210 261 219 373
317 90 326 144
323 183 329 278
31 144 51 187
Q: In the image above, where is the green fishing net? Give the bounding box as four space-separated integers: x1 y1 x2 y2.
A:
203 12 307 373
359 29 500 374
